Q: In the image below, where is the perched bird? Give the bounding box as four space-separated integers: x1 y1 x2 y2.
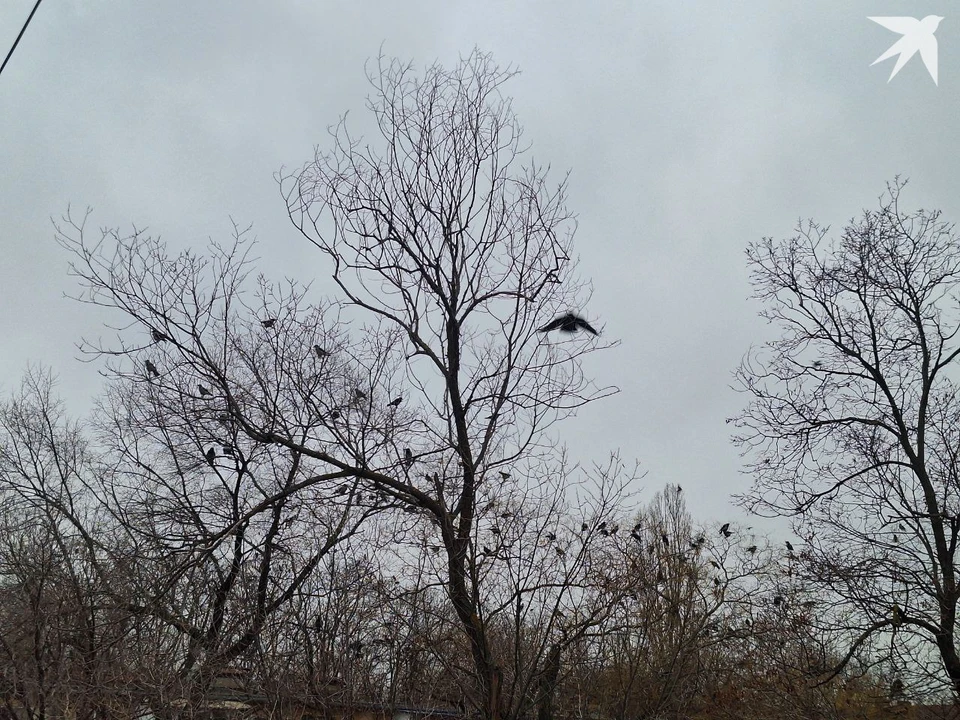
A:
538 312 598 335
773 595 783 607
581 523 589 533
314 345 330 358
205 447 216 466
719 523 732 538
330 410 341 420
145 360 160 377
198 385 211 397
354 388 367 400
151 329 170 343
546 532 557 542
491 527 501 536
661 532 669 546
598 522 607 531
388 396 402 407
892 605 904 627
709 560 720 569
499 471 510 479
261 318 276 328
747 545 757 554
785 541 794 552
482 546 493 556
555 546 565 557
890 678 904 698
404 448 414 467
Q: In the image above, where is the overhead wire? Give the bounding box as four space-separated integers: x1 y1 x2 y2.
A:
0 0 44 80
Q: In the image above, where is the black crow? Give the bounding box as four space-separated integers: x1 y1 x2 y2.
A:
314 345 330 358
747 545 757 554
151 329 169 343
354 388 367 400
719 523 732 538
661 533 669 546
388 396 402 407
538 312 598 335
499 471 510 479
773 595 783 606
205 447 216 466
330 410 341 420
261 318 276 328
892 605 903 626
404 448 414 467
198 385 211 397
785 541 794 552
581 523 589 532
145 360 159 377
546 532 556 542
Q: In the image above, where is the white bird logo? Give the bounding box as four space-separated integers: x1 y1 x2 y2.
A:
869 15 944 85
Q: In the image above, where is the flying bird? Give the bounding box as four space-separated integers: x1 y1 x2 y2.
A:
719 523 732 538
151 329 170 343
198 385 211 397
314 345 330 358
261 318 276 328
145 360 159 377
205 447 216 466
388 396 402 407
537 312 598 335
869 15 943 85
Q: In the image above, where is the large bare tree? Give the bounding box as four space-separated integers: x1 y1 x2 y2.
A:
732 180 960 700
50 49 624 720
278 49 624 720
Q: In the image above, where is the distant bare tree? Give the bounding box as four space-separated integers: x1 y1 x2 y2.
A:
732 179 960 699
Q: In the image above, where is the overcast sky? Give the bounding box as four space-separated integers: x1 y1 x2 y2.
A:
1 0 956 535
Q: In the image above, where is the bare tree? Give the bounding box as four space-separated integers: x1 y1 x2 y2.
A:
277 49 622 720
732 179 960 700
51 48 623 720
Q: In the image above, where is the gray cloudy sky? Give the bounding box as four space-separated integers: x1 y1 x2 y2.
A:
1 0 956 533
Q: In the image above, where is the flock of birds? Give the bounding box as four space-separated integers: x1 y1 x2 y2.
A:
141 311 600 469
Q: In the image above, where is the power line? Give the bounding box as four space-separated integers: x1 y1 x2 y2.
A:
0 0 44 80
